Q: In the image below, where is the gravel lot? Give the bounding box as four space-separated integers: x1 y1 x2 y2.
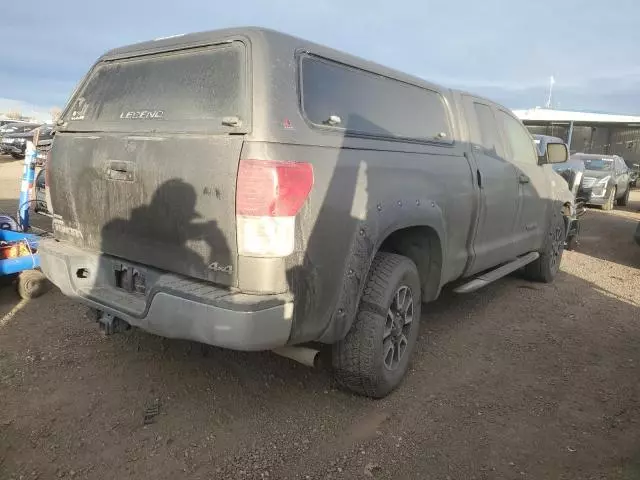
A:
1 155 640 479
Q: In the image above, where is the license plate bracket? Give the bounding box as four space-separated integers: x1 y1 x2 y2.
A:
113 263 146 295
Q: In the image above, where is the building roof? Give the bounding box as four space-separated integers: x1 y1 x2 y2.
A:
513 108 640 125
571 152 618 159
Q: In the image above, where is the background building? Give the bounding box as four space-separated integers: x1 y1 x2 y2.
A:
514 108 640 167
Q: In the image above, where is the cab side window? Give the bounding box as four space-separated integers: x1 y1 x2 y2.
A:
498 111 538 166
301 55 452 142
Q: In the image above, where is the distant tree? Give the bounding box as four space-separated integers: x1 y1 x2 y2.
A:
5 110 23 120
50 107 62 122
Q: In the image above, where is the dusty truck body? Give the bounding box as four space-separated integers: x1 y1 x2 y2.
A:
40 27 572 397
534 134 584 250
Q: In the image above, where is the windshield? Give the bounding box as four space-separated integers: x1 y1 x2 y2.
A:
62 42 247 132
581 158 614 171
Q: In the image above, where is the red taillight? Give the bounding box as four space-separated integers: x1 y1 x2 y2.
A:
236 160 314 216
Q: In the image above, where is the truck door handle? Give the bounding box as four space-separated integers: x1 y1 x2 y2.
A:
518 174 530 184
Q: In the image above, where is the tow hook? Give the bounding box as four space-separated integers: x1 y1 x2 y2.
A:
96 310 130 335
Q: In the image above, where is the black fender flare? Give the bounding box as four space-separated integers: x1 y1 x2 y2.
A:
317 198 447 343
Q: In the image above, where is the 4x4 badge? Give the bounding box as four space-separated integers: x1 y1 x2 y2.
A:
208 262 232 274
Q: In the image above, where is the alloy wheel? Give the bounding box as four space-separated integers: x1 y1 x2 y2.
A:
382 285 414 371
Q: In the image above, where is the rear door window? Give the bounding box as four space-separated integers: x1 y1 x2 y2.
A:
473 103 503 158
62 42 248 132
498 111 538 166
301 56 451 142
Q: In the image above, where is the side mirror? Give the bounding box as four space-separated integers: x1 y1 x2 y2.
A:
543 142 568 164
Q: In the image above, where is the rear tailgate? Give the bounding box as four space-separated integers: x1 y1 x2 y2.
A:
49 41 249 287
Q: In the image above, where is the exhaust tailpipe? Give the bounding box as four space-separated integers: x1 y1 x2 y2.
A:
272 346 321 368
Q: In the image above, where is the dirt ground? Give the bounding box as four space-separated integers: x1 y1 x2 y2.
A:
1 155 640 479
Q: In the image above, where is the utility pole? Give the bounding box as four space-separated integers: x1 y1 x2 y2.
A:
545 76 555 109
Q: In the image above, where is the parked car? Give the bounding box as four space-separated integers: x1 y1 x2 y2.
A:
0 125 54 159
571 153 632 210
0 122 40 144
635 222 640 246
0 122 39 156
40 27 573 398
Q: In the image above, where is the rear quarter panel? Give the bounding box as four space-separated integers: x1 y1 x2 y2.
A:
244 36 477 343
243 136 474 344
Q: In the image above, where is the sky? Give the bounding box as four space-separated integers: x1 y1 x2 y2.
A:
1 0 639 121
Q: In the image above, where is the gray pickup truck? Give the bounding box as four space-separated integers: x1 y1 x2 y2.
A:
40 27 573 397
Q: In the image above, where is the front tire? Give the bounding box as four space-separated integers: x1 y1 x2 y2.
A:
523 210 566 283
332 252 421 398
617 185 630 206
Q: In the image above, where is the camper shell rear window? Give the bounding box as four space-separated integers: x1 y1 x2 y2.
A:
61 42 249 133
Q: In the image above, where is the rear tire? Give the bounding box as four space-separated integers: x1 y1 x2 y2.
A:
523 209 565 283
332 252 421 398
602 187 616 211
617 185 630 206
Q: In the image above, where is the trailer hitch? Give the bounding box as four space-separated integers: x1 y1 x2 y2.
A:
96 310 130 335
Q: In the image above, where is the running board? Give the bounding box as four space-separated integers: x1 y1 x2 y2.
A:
454 252 540 294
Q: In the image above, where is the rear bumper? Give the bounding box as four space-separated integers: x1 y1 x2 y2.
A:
39 239 293 351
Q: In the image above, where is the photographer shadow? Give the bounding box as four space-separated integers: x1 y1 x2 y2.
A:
100 178 230 283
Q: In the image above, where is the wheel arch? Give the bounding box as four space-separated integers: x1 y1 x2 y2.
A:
317 207 447 344
377 225 444 304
